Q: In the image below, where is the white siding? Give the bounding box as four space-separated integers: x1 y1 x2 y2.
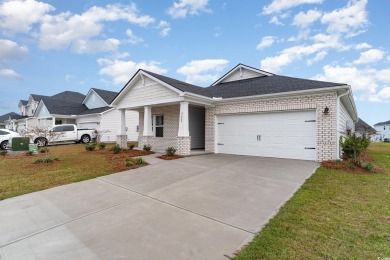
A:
100 109 139 142
338 101 354 136
116 78 179 108
221 68 263 83
374 124 390 139
76 115 100 130
35 104 50 118
84 92 107 109
189 106 205 149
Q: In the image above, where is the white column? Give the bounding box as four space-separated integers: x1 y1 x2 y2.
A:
143 106 153 136
118 109 126 135
52 117 56 125
178 101 189 137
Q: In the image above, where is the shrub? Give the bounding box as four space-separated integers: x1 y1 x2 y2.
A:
340 134 370 166
85 143 96 151
98 142 106 149
143 144 152 151
135 157 145 164
128 143 135 150
34 156 60 164
125 158 133 167
111 144 121 154
362 161 375 172
39 147 49 154
0 150 7 157
26 151 34 156
166 146 176 156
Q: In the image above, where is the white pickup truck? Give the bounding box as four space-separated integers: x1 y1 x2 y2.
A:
33 124 96 147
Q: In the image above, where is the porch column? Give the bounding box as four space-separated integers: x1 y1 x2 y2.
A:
143 106 153 136
116 109 127 148
178 102 189 136
177 102 191 156
52 117 56 125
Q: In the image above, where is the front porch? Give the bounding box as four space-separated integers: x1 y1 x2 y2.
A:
116 102 206 156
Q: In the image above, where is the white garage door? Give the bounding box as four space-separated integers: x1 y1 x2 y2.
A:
78 122 99 130
216 110 316 161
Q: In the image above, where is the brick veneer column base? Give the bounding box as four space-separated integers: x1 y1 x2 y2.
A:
139 136 153 150
116 135 127 149
177 136 191 155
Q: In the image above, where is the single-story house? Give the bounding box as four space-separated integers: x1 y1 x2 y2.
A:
111 64 358 162
374 120 390 141
355 118 376 137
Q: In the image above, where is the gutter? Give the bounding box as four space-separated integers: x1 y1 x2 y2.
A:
336 88 351 159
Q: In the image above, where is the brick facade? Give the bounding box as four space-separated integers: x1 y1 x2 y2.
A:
205 93 338 162
116 134 127 149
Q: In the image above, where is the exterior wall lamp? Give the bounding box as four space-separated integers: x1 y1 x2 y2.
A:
323 106 330 114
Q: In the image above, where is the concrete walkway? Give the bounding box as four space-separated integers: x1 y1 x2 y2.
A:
0 154 318 259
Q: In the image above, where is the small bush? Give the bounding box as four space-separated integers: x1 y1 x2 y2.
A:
34 156 60 164
340 134 370 166
98 142 106 150
26 151 34 156
128 143 135 150
166 146 176 156
39 147 49 154
125 158 133 167
85 143 96 151
143 144 152 151
135 157 145 164
362 161 375 172
0 150 7 157
111 144 121 154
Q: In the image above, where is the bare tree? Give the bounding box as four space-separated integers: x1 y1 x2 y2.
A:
94 129 110 144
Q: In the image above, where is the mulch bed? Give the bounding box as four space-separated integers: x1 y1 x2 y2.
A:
320 151 381 174
157 154 184 160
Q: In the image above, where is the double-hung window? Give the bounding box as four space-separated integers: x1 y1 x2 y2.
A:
153 115 164 137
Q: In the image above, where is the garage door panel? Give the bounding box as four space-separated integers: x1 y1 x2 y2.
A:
216 111 316 161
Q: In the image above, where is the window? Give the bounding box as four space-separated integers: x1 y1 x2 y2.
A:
153 115 164 137
52 126 64 132
0 130 8 135
55 120 63 125
63 125 74 131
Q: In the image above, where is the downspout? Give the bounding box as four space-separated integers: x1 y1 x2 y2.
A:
336 88 351 159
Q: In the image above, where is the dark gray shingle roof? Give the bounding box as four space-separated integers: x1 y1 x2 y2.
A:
51 91 85 103
355 118 376 133
91 88 118 104
374 120 390 126
42 99 110 116
31 94 50 101
20 100 28 105
77 106 111 115
0 112 19 124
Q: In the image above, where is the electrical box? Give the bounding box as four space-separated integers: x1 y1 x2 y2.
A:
10 137 30 151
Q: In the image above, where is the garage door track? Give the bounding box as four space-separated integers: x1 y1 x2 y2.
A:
0 154 318 259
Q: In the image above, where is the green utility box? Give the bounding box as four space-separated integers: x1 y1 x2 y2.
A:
10 137 30 151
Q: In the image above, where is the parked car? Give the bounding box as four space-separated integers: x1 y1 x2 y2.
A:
31 124 96 147
0 129 21 150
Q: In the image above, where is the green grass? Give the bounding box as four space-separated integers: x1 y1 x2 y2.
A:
0 143 143 200
235 143 390 259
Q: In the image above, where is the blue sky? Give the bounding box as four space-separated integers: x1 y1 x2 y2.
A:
0 0 389 125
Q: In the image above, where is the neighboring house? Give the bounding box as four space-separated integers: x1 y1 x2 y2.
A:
111 64 358 162
355 118 376 138
374 120 390 141
6 88 139 142
0 112 19 129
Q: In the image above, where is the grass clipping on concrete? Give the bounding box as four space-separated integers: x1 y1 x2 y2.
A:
0 144 149 200
235 142 390 259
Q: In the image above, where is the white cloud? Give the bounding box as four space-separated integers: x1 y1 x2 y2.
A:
97 58 167 85
321 0 368 37
256 36 277 50
293 9 322 28
355 42 371 49
0 69 22 80
167 0 211 19
126 29 143 44
307 50 327 65
269 15 284 25
0 0 54 34
0 39 28 62
177 59 229 84
354 49 384 64
263 0 323 15
314 65 390 102
39 3 154 53
156 21 171 37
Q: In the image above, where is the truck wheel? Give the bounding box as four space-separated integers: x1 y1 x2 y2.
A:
35 138 47 147
1 141 9 150
81 135 91 144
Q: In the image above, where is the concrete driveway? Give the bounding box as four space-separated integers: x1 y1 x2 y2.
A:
0 154 318 259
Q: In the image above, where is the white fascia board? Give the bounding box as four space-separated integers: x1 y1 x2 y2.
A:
182 92 214 107
339 86 358 122
98 107 115 115
116 97 185 110
111 70 183 106
211 64 273 86
214 85 350 103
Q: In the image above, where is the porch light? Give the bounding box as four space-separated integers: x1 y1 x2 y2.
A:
323 106 330 114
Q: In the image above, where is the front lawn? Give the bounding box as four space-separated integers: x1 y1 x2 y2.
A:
235 142 390 259
0 143 149 200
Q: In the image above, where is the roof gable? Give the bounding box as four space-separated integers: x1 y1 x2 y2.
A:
83 89 109 109
211 64 273 86
91 88 117 104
